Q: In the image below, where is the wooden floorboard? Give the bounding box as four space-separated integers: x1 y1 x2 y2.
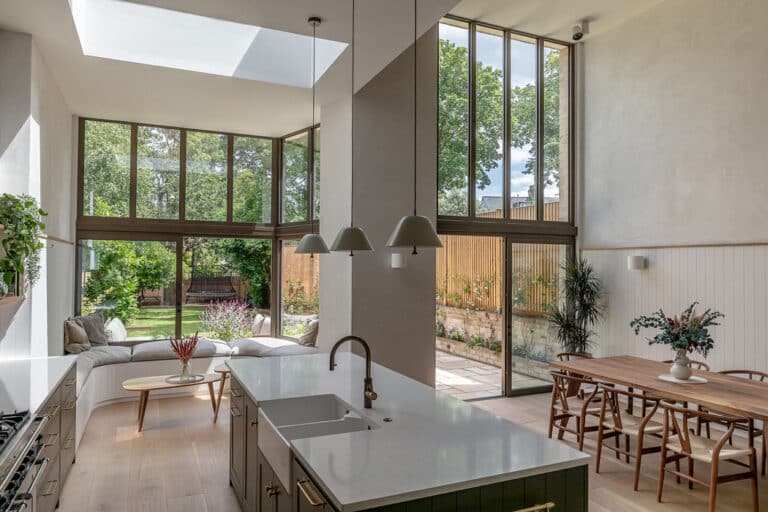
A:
59 391 767 511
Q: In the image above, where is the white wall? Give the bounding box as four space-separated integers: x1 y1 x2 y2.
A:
581 0 768 369
0 30 74 359
319 28 438 386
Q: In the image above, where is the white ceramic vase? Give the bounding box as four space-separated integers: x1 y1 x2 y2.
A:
670 349 692 380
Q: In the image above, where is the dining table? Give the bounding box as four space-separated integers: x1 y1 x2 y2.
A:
549 355 768 448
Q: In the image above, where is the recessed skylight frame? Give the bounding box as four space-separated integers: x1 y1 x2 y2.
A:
69 0 347 88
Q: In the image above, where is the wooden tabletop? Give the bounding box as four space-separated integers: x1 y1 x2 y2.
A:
550 355 768 421
122 373 220 391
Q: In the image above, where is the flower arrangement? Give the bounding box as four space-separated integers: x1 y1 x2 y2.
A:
167 332 202 383
630 302 723 357
170 331 199 364
199 300 255 341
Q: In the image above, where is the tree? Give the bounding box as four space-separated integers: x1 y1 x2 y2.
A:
185 131 228 221
282 135 309 222
83 240 140 323
136 126 180 219
217 239 272 308
233 136 272 223
438 38 504 212
509 49 563 197
134 242 176 300
83 121 131 217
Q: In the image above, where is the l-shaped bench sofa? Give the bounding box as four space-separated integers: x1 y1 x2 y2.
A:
74 334 318 449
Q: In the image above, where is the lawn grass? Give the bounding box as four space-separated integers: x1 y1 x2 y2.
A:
127 306 206 338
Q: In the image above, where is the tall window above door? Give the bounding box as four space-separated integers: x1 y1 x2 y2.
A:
437 17 573 223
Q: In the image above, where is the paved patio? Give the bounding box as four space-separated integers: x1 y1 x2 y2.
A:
435 351 550 400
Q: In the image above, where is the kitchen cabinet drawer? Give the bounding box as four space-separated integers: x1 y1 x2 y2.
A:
34 455 60 512
244 395 260 511
293 459 337 511
230 376 247 506
60 427 76 485
259 449 289 512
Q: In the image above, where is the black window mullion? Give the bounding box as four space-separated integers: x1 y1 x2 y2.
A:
179 130 187 221
503 31 510 220
129 124 137 219
535 39 545 222
468 22 477 218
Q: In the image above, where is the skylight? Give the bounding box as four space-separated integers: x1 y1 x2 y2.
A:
69 0 347 88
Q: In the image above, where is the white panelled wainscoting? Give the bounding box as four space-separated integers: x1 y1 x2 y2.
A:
584 244 768 372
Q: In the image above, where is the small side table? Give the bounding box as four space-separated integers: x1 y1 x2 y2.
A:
213 363 231 423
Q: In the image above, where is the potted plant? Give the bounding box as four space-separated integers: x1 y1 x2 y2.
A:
546 258 604 355
0 193 47 296
630 302 723 380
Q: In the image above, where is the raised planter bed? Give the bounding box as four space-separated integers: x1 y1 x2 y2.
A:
436 337 501 368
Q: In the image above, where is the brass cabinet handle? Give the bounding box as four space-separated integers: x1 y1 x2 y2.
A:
265 483 278 497
63 378 76 386
230 407 242 417
63 400 76 411
63 437 75 450
45 405 60 419
43 433 59 447
297 479 325 507
230 388 242 397
513 503 555 512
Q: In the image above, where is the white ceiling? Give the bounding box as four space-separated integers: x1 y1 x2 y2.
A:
450 0 665 42
0 0 456 138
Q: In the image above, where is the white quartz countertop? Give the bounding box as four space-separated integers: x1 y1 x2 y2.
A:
227 353 588 511
0 356 77 416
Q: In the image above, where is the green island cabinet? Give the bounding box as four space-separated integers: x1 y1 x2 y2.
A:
230 374 588 512
291 457 587 512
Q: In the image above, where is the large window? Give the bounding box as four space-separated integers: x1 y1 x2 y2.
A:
438 17 572 223
78 118 321 342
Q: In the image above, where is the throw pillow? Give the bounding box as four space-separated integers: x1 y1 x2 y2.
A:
297 319 319 347
252 313 265 336
104 317 128 343
64 319 91 354
77 310 108 345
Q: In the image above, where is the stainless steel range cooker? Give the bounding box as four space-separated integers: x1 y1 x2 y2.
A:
0 411 51 512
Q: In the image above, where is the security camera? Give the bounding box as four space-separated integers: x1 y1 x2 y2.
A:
572 19 590 41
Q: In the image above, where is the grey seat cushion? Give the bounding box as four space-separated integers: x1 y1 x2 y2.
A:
230 337 318 357
130 338 233 362
76 345 132 394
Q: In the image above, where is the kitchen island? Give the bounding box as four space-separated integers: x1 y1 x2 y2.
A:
227 353 588 512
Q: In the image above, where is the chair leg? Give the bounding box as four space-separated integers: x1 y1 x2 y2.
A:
750 452 759 512
675 457 681 484
706 421 711 439
614 432 621 460
633 435 643 491
688 457 694 490
708 458 719 512
595 424 605 474
762 432 766 477
625 434 631 463
557 415 570 440
696 417 702 436
547 392 557 439
578 414 587 451
657 448 667 503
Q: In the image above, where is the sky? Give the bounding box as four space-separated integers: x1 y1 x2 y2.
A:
439 23 560 203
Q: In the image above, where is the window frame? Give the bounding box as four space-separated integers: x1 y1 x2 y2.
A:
76 117 322 340
437 15 575 229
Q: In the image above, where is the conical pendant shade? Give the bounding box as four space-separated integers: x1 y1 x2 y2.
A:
295 233 330 255
386 215 442 251
330 226 373 253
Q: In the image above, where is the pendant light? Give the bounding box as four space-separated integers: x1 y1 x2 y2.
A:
296 16 330 256
330 0 373 256
386 0 442 255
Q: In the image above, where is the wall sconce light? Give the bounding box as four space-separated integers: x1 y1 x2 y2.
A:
391 253 406 269
627 255 646 270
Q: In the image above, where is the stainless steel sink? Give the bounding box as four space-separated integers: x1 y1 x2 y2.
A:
258 394 377 493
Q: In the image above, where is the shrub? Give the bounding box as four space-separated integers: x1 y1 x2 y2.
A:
283 280 318 315
435 321 446 338
468 335 486 347
488 341 502 353
448 329 465 343
200 300 255 341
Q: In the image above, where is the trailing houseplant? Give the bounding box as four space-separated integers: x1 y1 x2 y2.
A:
630 301 723 380
545 258 603 354
0 193 47 294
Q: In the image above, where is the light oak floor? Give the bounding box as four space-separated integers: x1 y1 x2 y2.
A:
59 391 767 512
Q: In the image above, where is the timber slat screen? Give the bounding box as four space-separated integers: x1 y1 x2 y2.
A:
436 234 562 315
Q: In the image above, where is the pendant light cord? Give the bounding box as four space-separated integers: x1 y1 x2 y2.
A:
350 0 356 228
412 0 417 217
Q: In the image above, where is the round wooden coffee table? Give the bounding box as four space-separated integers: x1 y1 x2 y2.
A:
122 373 221 431
213 364 231 423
